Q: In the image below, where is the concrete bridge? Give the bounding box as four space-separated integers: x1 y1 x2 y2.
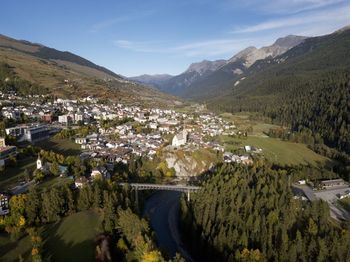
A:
118 183 201 209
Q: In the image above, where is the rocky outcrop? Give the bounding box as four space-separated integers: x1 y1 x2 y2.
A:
164 149 218 177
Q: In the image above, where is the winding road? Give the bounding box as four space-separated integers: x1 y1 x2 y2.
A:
143 191 194 261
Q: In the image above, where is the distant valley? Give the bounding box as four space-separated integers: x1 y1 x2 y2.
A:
131 26 350 154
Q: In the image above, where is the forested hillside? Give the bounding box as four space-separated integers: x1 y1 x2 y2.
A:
0 62 47 95
181 163 350 262
208 28 350 154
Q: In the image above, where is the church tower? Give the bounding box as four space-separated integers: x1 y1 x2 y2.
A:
36 155 43 170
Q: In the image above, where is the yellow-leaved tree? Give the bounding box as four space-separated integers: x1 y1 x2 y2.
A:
142 250 164 262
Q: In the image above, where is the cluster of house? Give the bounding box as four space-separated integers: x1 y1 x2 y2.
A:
223 152 253 165
36 156 111 188
2 94 247 176
74 166 111 188
75 132 161 164
62 104 234 162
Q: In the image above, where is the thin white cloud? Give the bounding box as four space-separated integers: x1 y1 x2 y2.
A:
90 10 155 32
224 0 345 14
260 0 345 14
113 1 350 64
232 3 350 33
113 37 273 58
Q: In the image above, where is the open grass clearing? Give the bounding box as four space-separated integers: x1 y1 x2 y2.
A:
0 158 36 191
43 210 101 262
37 176 74 191
38 137 81 156
0 210 101 261
220 135 331 166
0 233 32 262
220 112 281 136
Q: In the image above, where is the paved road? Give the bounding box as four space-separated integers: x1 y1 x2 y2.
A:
11 180 35 194
292 184 350 221
292 184 317 201
143 191 194 261
314 186 350 221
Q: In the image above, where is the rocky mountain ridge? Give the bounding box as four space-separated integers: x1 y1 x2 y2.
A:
130 35 307 97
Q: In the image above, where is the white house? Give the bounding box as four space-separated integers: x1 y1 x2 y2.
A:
75 177 88 188
91 166 111 180
75 137 88 144
58 114 73 124
244 145 251 152
172 130 188 147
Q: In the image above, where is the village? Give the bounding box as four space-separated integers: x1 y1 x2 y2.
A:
0 92 262 213
2 92 350 221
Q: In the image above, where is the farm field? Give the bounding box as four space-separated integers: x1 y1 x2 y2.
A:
220 135 331 166
220 112 280 136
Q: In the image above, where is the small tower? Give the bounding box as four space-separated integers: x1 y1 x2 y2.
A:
36 155 43 170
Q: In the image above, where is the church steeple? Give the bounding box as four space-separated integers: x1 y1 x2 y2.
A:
36 154 43 170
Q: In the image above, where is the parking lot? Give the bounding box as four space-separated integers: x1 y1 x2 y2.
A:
293 184 350 221
314 186 350 220
314 186 350 203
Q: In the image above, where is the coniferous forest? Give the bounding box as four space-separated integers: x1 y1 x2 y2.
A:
212 69 350 155
180 163 350 262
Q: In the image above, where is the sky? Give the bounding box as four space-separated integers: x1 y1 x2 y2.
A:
1 0 350 76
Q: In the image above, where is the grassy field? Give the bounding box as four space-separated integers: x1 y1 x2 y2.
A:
0 158 36 191
37 176 73 191
0 233 32 262
0 137 79 191
220 135 331 166
0 211 100 261
43 210 100 261
39 137 81 156
220 112 280 136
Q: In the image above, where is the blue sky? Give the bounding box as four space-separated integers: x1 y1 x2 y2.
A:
1 0 350 76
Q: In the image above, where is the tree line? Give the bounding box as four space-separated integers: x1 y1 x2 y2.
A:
0 180 171 261
180 163 350 261
212 69 350 154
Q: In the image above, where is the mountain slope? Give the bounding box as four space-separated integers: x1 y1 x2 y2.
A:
133 59 226 95
209 26 350 153
0 34 122 80
0 34 176 106
183 35 307 99
143 35 306 98
129 74 173 89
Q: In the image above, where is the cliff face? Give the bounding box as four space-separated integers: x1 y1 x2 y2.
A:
164 148 219 177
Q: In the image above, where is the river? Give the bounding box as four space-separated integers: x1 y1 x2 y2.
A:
143 191 194 261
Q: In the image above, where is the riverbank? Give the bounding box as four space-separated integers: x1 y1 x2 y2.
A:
143 191 194 261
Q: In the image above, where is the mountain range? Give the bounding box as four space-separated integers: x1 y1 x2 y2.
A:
132 25 350 153
130 35 307 97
